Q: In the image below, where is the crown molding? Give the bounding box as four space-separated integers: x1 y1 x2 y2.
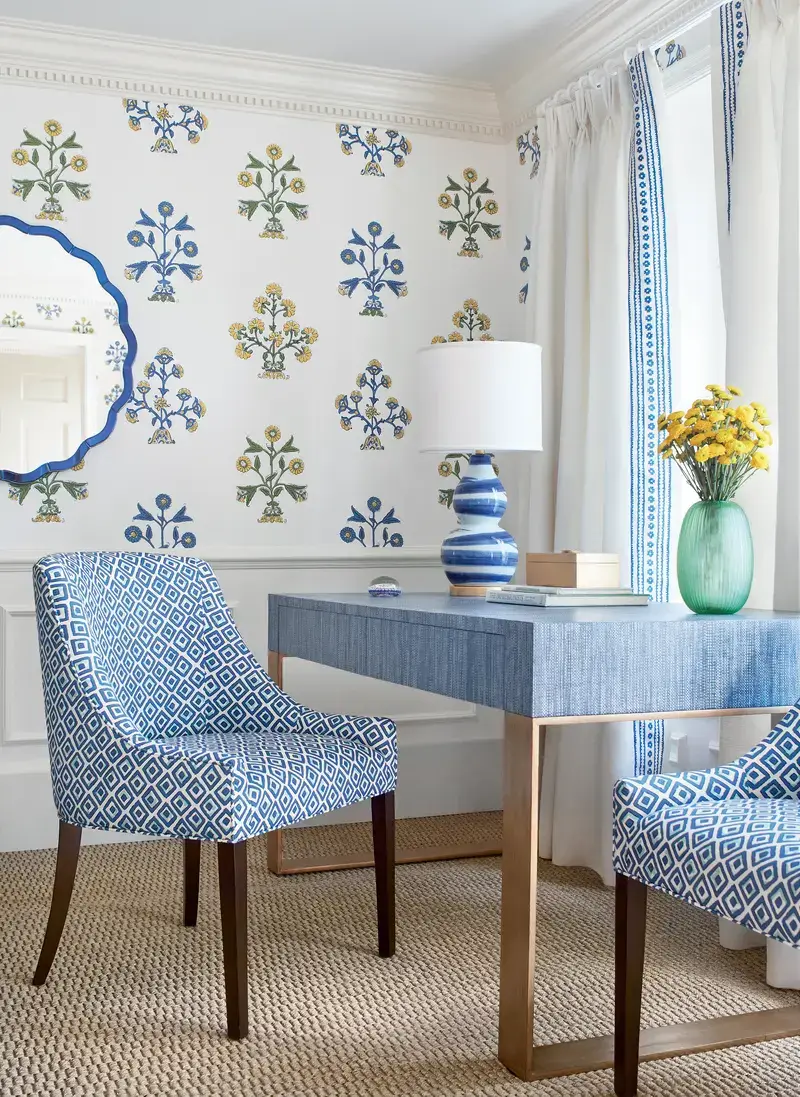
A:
500 0 721 130
0 17 503 142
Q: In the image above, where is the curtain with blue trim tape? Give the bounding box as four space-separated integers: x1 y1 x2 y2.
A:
628 51 674 777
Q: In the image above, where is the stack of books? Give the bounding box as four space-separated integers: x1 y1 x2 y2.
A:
486 585 651 608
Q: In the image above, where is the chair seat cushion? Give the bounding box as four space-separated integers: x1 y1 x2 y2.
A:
148 727 397 842
614 796 800 946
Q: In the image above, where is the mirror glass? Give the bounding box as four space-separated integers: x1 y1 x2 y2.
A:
0 220 135 482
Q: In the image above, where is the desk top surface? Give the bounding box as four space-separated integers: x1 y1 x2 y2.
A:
268 593 800 717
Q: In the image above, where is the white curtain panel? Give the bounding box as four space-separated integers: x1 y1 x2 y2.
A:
713 0 800 984
529 56 675 884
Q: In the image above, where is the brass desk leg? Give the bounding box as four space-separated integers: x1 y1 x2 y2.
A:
264 648 503 876
498 713 540 1081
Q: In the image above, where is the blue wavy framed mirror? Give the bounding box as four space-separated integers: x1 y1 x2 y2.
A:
0 214 137 485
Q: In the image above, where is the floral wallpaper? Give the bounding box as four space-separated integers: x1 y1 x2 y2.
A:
1 88 509 552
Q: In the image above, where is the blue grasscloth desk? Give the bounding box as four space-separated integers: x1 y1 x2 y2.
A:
267 593 800 1082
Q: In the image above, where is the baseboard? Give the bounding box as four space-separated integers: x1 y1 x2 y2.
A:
0 735 503 852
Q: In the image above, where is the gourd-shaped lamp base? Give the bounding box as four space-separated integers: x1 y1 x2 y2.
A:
441 453 518 596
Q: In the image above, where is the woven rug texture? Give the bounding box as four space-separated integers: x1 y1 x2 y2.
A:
1 811 799 1096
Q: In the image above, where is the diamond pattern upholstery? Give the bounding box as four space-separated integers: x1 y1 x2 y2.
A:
34 552 397 843
613 706 800 947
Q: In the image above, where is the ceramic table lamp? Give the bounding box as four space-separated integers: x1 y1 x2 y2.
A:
415 341 543 596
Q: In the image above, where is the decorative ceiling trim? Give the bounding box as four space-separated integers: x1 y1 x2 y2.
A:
0 17 504 142
500 0 722 130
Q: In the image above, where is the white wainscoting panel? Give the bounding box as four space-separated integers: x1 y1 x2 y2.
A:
0 555 503 851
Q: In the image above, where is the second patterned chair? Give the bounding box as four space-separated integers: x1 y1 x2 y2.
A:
31 551 397 1039
613 706 800 1095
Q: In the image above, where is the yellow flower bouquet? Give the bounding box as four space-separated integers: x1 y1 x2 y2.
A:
661 385 772 614
658 385 772 502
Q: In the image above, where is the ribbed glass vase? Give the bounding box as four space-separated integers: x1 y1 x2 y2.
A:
677 500 754 615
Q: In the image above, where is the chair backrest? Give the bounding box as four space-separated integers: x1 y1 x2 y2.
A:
34 551 260 742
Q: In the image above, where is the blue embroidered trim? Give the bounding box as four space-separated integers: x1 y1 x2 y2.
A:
0 214 137 485
720 1 750 230
628 53 673 777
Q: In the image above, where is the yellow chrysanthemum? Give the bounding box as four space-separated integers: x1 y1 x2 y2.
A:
463 168 478 183
234 344 252 359
728 385 743 396
11 149 29 166
238 171 254 187
265 283 282 296
288 458 304 475
265 426 281 442
452 311 466 326
70 155 88 172
751 451 770 470
431 336 446 344
282 300 296 317
667 410 685 422
283 320 300 334
43 120 62 137
229 322 246 339
438 194 452 209
266 144 283 161
248 318 265 333
236 456 253 473
484 200 499 215
290 178 305 194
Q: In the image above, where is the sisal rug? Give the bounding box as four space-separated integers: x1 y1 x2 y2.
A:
1 812 799 1096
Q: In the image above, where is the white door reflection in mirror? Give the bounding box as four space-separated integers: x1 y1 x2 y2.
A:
0 222 129 479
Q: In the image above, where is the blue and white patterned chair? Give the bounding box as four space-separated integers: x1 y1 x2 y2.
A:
612 707 800 1094
31 551 397 1039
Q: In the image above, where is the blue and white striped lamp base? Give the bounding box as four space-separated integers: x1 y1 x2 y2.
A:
441 453 519 596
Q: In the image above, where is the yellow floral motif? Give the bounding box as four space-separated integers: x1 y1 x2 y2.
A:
238 171 254 187
438 194 452 209
438 461 453 477
463 168 478 183
265 426 281 442
290 178 306 194
484 200 499 215
44 120 63 137
266 144 283 160
288 458 304 475
658 385 772 501
236 456 253 473
230 284 315 379
433 298 494 344
11 149 28 166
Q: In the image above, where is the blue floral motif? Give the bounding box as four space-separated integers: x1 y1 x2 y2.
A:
338 222 407 317
337 124 411 176
519 236 531 304
104 383 123 407
126 347 206 444
340 497 404 547
335 359 411 450
656 41 687 69
36 302 62 320
105 340 127 371
517 128 541 179
124 492 196 550
104 306 119 326
125 201 203 302
124 100 208 153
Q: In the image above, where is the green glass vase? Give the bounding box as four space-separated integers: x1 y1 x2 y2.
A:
677 500 754 615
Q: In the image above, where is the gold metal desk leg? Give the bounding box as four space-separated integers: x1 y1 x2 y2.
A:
498 713 540 1081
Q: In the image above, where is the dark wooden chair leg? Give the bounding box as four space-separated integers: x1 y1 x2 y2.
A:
615 873 648 1097
184 839 201 927
371 791 396 958
33 821 82 986
217 840 248 1040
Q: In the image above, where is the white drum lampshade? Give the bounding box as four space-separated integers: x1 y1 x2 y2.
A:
414 340 543 596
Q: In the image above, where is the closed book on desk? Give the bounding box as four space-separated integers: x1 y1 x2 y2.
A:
486 589 651 607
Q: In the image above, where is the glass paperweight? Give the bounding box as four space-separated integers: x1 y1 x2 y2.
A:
368 575 402 598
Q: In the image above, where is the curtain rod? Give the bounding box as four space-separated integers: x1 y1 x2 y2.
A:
537 0 726 114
